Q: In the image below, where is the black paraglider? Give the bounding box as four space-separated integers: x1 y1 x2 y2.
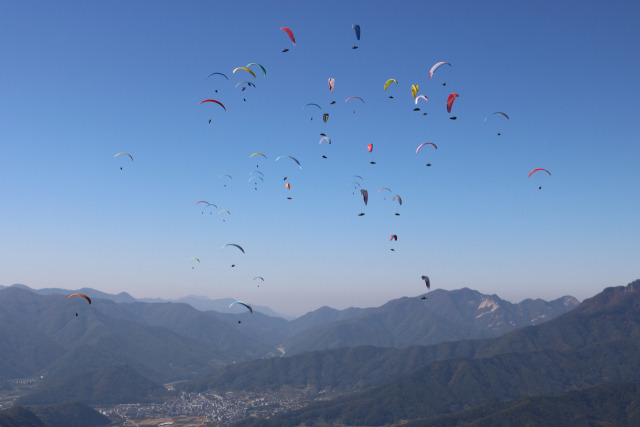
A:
330 101 336 105
282 48 289 53
352 46 359 49
358 213 365 216
413 108 420 111
449 116 457 120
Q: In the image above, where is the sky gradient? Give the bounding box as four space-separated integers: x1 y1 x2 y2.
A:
1 0 639 316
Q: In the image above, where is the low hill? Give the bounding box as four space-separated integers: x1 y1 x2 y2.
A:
17 364 172 406
404 382 640 427
0 402 110 427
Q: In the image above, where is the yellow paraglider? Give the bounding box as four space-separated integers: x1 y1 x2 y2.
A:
232 67 256 79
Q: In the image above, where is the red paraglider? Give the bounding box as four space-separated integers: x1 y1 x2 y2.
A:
280 27 296 45
447 93 458 113
199 99 226 111
528 168 551 178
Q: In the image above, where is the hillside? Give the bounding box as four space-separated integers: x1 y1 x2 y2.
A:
17 364 172 406
404 382 640 427
0 402 110 427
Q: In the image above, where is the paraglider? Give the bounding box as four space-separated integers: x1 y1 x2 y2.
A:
323 113 329 123
353 24 361 40
199 99 226 111
328 78 335 93
276 155 302 169
392 195 402 206
378 187 391 192
390 235 398 241
68 293 91 304
222 243 245 253
429 62 451 79
285 182 291 190
367 144 373 152
229 301 253 313
232 67 256 79
282 48 289 53
253 276 264 281
528 168 551 178
415 95 428 105
319 136 331 144
114 152 133 162
411 85 419 99
246 63 267 77
280 27 296 45
447 93 459 113
304 103 322 110
421 275 431 289
345 96 365 103
358 212 365 216
250 152 267 159
484 112 510 122
360 189 368 205
416 143 437 154
384 79 398 91
205 72 229 80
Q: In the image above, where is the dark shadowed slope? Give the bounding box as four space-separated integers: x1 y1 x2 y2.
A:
404 382 640 427
0 402 110 427
17 364 172 406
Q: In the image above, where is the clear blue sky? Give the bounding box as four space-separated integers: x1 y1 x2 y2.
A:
1 0 638 316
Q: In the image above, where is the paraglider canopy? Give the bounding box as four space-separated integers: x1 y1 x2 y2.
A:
484 112 510 122
199 99 226 111
353 24 361 40
280 27 296 45
421 275 431 289
229 301 253 313
528 168 551 178
222 243 245 253
68 293 91 304
114 152 133 161
447 93 459 113
360 189 369 205
416 142 437 154
429 62 451 79
384 79 398 91
367 144 373 152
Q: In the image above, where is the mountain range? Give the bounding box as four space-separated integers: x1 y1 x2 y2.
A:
0 283 579 409
216 279 640 425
